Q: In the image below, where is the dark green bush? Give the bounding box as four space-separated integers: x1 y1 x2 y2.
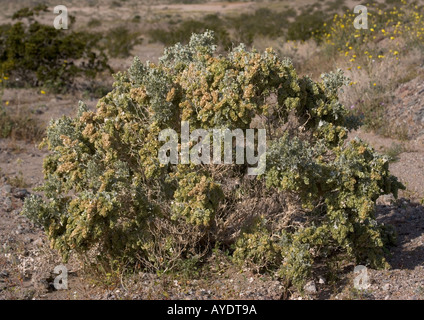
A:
148 15 231 49
228 8 295 45
0 12 111 92
103 26 143 58
149 8 297 48
87 18 102 28
287 11 329 42
12 4 48 21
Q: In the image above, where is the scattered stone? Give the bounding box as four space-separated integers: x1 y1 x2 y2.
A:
0 270 9 278
33 238 44 247
304 281 317 294
13 188 30 200
377 194 395 206
31 271 53 294
24 237 33 244
3 197 12 212
0 184 12 194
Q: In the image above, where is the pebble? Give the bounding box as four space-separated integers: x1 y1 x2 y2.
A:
304 281 317 294
0 184 12 194
382 283 391 291
0 270 9 278
4 197 12 212
13 188 30 200
33 238 44 247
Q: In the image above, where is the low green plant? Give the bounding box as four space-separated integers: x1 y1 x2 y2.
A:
384 143 405 163
148 15 231 49
228 8 295 45
287 11 329 42
103 26 143 58
11 4 48 21
9 171 29 188
87 18 102 28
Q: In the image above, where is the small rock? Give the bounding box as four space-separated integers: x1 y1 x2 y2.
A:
318 276 326 284
1 184 12 194
304 281 317 294
0 270 9 278
382 283 391 291
24 237 33 244
377 194 394 206
13 189 30 200
4 197 12 212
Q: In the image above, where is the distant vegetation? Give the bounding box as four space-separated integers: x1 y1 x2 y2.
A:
0 6 142 93
148 8 299 47
0 6 110 92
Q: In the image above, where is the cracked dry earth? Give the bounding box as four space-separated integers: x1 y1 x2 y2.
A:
1 82 424 300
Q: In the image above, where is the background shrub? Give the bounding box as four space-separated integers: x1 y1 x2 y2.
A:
148 15 231 49
0 11 111 92
103 26 143 58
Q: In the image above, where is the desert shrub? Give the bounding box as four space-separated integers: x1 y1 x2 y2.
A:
287 11 329 42
0 14 111 92
87 18 102 28
294 1 424 137
23 31 403 288
103 26 143 58
149 8 297 48
317 1 424 61
148 15 231 49
227 8 295 45
132 15 141 23
325 0 347 11
11 4 48 21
